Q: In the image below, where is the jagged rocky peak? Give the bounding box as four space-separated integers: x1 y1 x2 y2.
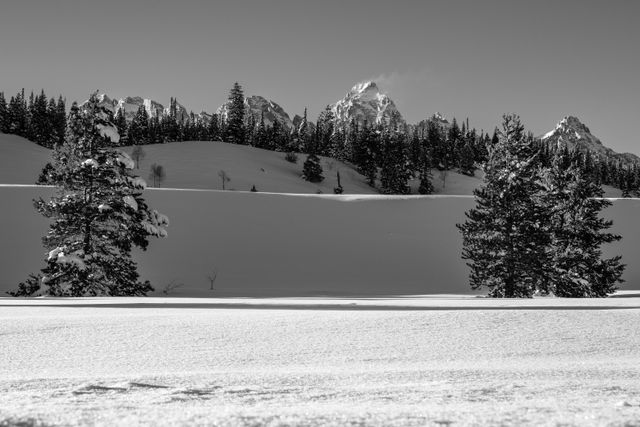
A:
330 81 404 127
542 115 639 164
217 95 294 129
116 96 165 120
543 116 598 144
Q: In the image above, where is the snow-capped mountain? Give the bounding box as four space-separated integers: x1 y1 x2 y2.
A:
83 94 191 122
541 116 639 164
116 96 165 120
330 81 404 127
217 95 294 129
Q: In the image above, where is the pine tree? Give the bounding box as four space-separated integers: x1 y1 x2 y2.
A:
10 93 168 297
129 105 150 145
255 112 268 149
114 107 128 145
379 127 410 194
225 82 246 144
540 148 625 297
457 114 549 298
357 122 378 186
418 131 434 194
297 108 309 152
54 96 67 146
459 141 476 176
302 152 324 183
0 92 7 133
208 114 220 141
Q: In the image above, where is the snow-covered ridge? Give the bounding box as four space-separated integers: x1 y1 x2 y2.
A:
330 81 404 127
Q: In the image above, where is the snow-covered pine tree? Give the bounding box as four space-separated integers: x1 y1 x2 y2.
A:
225 82 246 144
10 93 168 297
540 148 625 297
457 114 548 298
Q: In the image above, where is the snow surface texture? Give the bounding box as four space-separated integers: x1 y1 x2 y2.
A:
0 297 639 426
1 187 639 297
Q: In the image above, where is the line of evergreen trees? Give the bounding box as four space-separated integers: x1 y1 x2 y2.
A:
2 86 640 196
0 89 66 148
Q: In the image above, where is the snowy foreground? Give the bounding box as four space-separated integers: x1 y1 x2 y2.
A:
1 296 640 426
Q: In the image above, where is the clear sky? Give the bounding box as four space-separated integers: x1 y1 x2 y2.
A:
0 0 638 153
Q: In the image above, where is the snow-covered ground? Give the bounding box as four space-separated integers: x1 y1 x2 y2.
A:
1 296 639 426
2 187 639 296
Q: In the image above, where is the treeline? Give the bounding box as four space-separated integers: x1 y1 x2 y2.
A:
2 85 639 196
0 89 66 148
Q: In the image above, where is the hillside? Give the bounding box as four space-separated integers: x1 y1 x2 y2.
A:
0 133 623 196
122 140 378 194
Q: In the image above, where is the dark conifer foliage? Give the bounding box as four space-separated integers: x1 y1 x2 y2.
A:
457 114 549 298
225 82 246 144
540 148 625 297
379 126 411 195
10 93 168 297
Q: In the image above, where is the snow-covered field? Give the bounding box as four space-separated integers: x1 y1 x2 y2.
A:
2 187 639 296
1 296 640 426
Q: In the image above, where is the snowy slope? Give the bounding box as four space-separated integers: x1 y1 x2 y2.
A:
122 140 377 194
1 187 639 297
0 134 53 184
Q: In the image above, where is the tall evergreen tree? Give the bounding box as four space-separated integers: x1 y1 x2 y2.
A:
255 112 268 149
208 114 220 141
457 114 548 298
540 148 625 297
10 93 168 297
225 82 246 144
379 127 411 194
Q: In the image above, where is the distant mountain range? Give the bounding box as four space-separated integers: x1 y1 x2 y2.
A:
85 82 636 166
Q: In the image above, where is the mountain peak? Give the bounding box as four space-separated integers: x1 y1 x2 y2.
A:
543 115 594 143
542 116 639 165
331 81 403 127
351 81 379 95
